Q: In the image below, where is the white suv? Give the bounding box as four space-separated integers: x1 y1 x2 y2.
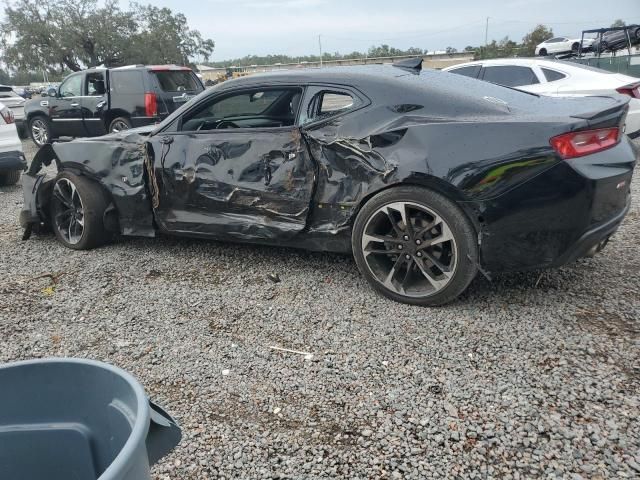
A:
0 101 26 186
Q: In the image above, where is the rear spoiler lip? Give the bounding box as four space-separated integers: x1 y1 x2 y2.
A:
569 95 630 120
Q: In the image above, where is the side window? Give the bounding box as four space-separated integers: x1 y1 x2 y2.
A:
482 66 539 87
85 72 106 96
305 91 355 124
180 88 302 131
110 71 144 94
541 68 567 82
448 65 481 79
59 75 82 97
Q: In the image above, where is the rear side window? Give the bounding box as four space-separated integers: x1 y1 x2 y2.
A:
111 71 144 94
541 68 567 82
448 65 481 79
153 71 201 92
320 93 353 115
482 66 539 87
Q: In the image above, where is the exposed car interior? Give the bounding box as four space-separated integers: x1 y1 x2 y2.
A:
181 88 303 131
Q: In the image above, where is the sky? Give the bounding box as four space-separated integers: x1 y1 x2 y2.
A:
159 0 639 61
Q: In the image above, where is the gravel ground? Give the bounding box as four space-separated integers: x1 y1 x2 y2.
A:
1 139 639 479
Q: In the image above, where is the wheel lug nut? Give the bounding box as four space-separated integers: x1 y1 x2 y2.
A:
417 252 423 257
415 239 421 245
398 245 403 250
403 235 410 241
405 254 411 260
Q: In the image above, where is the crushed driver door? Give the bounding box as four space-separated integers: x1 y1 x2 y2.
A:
148 127 316 241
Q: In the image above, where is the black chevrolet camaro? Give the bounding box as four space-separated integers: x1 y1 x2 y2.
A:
20 59 637 305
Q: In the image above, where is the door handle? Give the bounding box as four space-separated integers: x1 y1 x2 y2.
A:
70 103 79 107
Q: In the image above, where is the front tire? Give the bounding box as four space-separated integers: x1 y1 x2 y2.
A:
29 116 51 147
352 186 478 306
0 170 20 186
50 172 111 250
539 48 547 56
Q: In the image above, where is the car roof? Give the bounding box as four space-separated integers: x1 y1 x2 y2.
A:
214 64 430 92
445 58 605 71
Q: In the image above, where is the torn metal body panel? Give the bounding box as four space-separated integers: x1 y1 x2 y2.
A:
20 64 637 277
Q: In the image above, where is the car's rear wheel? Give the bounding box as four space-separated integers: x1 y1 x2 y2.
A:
0 170 20 186
29 116 51 147
50 172 111 250
109 116 132 133
571 42 580 52
539 48 547 56
352 186 478 306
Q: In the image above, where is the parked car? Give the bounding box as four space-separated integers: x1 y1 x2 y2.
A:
443 58 640 138
0 86 27 138
20 60 636 305
24 65 204 147
535 37 594 56
0 101 26 186
592 25 640 53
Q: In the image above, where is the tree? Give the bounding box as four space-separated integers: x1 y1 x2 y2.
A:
127 4 215 66
445 46 458 55
521 24 554 56
0 0 214 73
611 19 626 28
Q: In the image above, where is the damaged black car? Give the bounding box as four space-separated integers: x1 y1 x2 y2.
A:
20 59 637 305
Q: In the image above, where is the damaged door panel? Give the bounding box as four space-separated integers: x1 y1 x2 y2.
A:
147 127 315 240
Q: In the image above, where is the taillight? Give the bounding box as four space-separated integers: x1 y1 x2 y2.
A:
145 92 157 117
0 106 14 124
550 127 620 159
616 83 640 99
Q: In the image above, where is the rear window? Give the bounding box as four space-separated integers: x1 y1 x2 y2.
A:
110 71 144 94
153 71 201 92
482 66 539 87
0 90 20 98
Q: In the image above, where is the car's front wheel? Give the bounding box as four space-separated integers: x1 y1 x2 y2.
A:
352 186 478 306
539 48 547 56
50 172 111 250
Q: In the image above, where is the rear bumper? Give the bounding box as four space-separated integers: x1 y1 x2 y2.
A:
550 198 629 267
0 150 27 172
478 138 636 273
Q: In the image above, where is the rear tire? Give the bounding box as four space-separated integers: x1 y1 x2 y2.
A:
539 48 547 56
50 171 111 250
109 116 132 133
571 42 580 52
0 170 20 186
29 116 51 147
352 186 478 306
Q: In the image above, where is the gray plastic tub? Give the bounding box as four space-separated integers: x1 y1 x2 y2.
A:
0 358 181 480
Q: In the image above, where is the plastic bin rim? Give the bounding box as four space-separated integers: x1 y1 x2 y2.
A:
0 357 151 480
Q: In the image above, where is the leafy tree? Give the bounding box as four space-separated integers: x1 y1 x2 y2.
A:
611 19 626 28
0 0 214 73
127 4 215 66
445 46 458 54
521 24 554 56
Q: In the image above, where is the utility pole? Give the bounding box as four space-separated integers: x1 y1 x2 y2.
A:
484 17 490 46
319 35 323 67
